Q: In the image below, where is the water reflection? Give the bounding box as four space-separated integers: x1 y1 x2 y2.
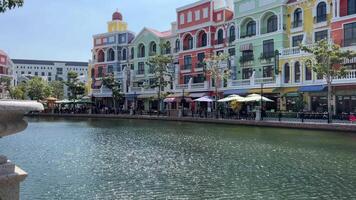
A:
0 118 355 199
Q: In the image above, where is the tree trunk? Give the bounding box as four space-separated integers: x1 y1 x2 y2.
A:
327 80 332 123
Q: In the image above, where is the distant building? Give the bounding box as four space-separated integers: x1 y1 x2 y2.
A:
0 50 15 99
12 59 88 98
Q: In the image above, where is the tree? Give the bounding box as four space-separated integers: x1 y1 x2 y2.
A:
0 0 24 13
26 77 51 100
301 39 355 123
0 76 12 98
49 81 64 100
65 71 85 100
204 53 231 118
146 43 173 113
102 73 123 113
9 83 26 100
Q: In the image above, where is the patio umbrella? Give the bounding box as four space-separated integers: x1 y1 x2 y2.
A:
239 94 273 102
194 96 215 102
218 95 245 102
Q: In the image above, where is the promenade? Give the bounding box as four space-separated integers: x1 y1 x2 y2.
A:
27 113 356 133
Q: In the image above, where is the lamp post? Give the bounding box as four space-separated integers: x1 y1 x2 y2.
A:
181 88 185 117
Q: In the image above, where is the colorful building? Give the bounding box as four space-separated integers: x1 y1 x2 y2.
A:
175 0 236 98
90 11 135 107
0 50 14 99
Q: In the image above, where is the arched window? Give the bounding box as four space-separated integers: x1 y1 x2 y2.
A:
348 0 356 15
197 31 207 47
229 26 235 42
149 42 157 56
138 44 145 58
316 2 327 22
246 21 256 36
293 8 303 28
267 15 278 33
165 41 171 54
183 34 193 50
284 63 290 83
130 47 134 59
217 29 224 44
97 50 105 62
305 63 312 81
175 39 180 52
107 48 115 61
294 62 301 83
122 49 127 60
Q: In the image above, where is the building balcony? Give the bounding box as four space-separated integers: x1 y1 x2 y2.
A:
128 86 158 93
174 81 209 92
228 76 278 89
280 44 313 58
314 15 328 24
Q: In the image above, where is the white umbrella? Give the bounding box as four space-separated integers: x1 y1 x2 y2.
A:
218 95 245 102
240 94 273 102
194 96 215 102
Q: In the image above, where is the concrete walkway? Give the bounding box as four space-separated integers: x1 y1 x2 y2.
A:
26 113 356 133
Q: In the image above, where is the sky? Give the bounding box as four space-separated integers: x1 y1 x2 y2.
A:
0 0 198 62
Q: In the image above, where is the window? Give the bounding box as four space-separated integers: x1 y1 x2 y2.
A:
97 50 105 62
195 10 200 21
217 29 224 44
122 49 127 60
229 26 235 42
164 42 171 54
56 68 63 75
98 66 103 77
198 31 207 47
216 50 224 56
149 42 157 56
48 72 52 76
242 68 253 79
180 14 185 24
193 74 205 83
246 21 256 36
175 39 180 52
197 53 205 63
262 39 274 59
187 11 192 23
107 65 114 74
107 48 115 61
344 22 356 47
183 55 192 70
183 34 194 50
138 44 145 58
305 64 312 81
203 8 209 18
184 75 191 84
131 47 134 59
138 62 145 74
35 72 38 76
315 30 328 42
292 35 304 47
217 13 222 21
228 48 236 56
294 62 301 83
348 0 356 15
267 15 278 33
316 2 327 22
263 66 273 78
284 63 290 83
41 72 45 76
293 8 303 28
241 50 254 63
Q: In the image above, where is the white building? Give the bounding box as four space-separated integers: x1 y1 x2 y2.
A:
0 50 15 99
12 59 88 98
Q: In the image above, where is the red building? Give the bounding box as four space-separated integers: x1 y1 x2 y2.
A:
176 0 235 94
331 0 356 49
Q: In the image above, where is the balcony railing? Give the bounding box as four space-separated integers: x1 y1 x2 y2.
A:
259 52 275 60
228 36 236 43
182 64 192 70
341 38 356 47
334 69 356 80
240 33 256 39
280 44 313 57
174 48 180 53
137 70 145 75
292 20 303 28
239 55 254 63
314 14 327 23
183 46 193 51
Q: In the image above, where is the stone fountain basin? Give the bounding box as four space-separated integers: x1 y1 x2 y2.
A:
0 100 44 138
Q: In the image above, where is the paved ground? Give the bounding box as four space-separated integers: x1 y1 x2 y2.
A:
27 113 356 133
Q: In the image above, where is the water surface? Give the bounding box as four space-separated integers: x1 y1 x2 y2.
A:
0 117 356 199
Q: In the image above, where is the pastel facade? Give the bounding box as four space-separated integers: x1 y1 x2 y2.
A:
175 0 236 97
0 50 14 99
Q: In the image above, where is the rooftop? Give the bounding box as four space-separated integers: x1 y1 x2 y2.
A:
12 59 88 67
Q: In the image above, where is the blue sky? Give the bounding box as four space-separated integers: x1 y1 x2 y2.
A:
0 0 197 62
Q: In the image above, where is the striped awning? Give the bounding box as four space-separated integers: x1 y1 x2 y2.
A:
240 43 253 51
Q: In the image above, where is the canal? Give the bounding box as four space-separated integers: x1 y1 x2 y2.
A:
0 117 356 199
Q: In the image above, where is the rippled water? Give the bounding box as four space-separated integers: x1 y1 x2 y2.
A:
1 118 356 199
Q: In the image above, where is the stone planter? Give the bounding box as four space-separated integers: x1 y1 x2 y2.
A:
0 100 43 200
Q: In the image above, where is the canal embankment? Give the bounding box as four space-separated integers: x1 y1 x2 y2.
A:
26 113 356 133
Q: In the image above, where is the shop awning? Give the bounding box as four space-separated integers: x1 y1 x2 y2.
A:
284 92 300 97
248 88 275 94
125 94 139 101
137 94 158 99
189 92 206 98
223 89 248 95
298 85 326 92
163 97 192 103
273 87 299 94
